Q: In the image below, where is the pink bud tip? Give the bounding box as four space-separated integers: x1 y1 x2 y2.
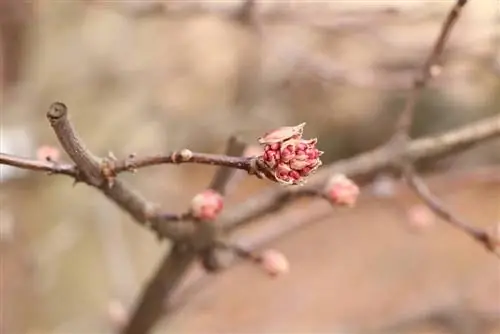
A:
190 189 224 220
36 145 60 162
260 249 289 277
407 204 435 232
324 174 360 207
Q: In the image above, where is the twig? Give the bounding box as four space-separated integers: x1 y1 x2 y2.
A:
202 136 247 271
404 165 500 256
120 244 196 334
395 0 468 137
45 102 194 241
0 152 77 177
220 114 500 231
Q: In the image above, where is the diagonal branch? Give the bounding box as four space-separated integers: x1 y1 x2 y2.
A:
221 114 500 231
45 102 194 241
404 165 500 256
395 0 468 137
120 244 196 334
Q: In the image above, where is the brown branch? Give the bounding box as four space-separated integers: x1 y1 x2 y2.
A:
120 244 196 334
45 102 194 241
404 166 500 256
221 114 500 231
0 152 77 177
395 0 468 137
123 136 249 334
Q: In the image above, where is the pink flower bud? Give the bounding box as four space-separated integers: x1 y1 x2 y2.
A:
36 145 60 162
258 123 306 145
407 204 435 232
257 123 322 185
260 249 289 277
324 174 360 207
190 189 224 220
107 299 128 328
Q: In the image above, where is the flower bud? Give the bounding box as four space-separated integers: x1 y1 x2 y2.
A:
257 123 322 185
324 174 359 207
190 189 224 220
260 249 289 277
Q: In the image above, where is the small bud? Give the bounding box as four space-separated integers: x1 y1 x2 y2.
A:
107 299 128 328
407 204 435 232
190 189 224 220
258 123 305 145
260 249 289 277
324 174 360 207
36 145 60 162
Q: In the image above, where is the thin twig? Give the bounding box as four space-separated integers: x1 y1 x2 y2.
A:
0 152 77 177
395 0 468 137
404 165 500 256
220 114 500 231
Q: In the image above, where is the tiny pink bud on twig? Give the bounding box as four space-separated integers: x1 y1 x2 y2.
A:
324 174 360 207
190 189 224 220
260 249 289 277
36 145 60 162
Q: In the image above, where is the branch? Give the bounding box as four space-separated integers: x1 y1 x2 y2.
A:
0 152 77 177
404 166 500 256
221 114 500 231
45 102 194 241
395 0 468 137
120 244 196 334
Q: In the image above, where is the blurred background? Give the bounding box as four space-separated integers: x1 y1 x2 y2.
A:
1 1 499 333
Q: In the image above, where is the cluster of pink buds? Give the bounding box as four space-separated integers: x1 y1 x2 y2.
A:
190 189 224 221
258 123 323 185
259 249 289 277
324 174 360 207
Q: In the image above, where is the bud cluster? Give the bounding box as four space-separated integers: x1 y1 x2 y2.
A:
258 123 323 185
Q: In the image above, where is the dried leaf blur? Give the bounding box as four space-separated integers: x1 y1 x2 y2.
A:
1 1 499 333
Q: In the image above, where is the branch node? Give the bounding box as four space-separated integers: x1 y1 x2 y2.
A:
171 149 193 164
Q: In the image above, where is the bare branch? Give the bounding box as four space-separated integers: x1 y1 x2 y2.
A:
121 244 196 334
221 114 500 231
45 102 194 241
208 136 247 195
404 166 500 256
395 0 468 138
0 152 76 177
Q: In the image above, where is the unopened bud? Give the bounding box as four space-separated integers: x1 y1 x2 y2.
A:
260 249 289 277
190 189 224 220
324 174 360 207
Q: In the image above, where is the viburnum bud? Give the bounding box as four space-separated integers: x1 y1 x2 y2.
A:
406 204 435 232
260 249 289 277
324 174 360 207
258 123 323 185
36 145 60 162
190 189 224 220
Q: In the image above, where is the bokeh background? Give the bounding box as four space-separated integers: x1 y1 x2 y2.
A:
1 1 499 333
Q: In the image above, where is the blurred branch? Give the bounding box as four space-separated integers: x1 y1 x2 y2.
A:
404 165 500 256
383 0 499 257
221 113 500 232
395 0 468 138
209 136 247 195
121 244 196 334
